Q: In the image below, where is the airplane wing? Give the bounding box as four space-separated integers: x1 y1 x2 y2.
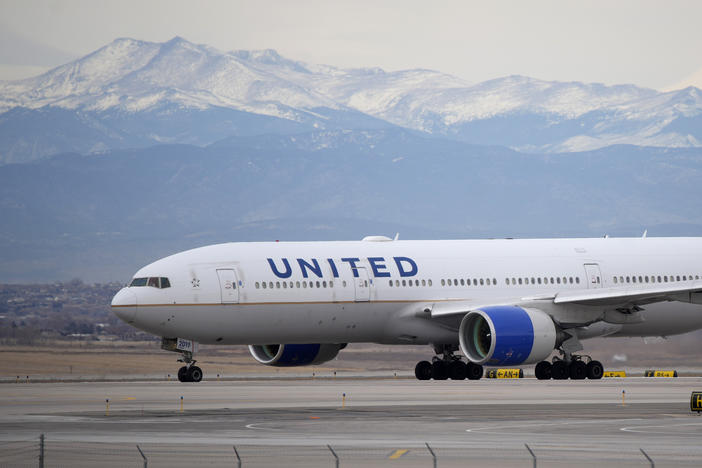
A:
429 281 702 318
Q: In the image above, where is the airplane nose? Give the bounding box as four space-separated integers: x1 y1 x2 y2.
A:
111 288 138 323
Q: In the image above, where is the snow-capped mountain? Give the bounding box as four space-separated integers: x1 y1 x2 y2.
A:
1 36 701 164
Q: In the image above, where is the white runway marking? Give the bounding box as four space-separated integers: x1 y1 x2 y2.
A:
466 419 642 434
620 421 702 434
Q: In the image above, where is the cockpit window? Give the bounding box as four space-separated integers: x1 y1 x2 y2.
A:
130 277 171 288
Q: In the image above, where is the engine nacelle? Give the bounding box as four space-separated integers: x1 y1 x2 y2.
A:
459 306 556 366
248 343 346 367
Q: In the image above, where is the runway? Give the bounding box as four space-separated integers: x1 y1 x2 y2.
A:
2 377 702 466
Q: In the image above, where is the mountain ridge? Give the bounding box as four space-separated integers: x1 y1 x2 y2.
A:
0 36 701 164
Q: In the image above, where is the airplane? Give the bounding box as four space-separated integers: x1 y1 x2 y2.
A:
111 235 702 382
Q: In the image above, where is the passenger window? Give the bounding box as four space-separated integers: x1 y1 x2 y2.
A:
364 280 368 287
255 282 260 289
269 282 273 289
518 278 523 285
389 280 393 287
480 279 484 286
441 279 446 286
676 275 681 281
460 279 465 286
303 281 307 288
422 279 426 286
343 281 347 287
262 282 267 289
402 280 407 287
454 278 458 285
537 278 542 284
505 278 509 285
395 280 400 287
633 277 637 283
415 280 419 286
316 281 321 288
557 278 561 284
613 277 618 284
276 282 280 289
323 281 327 288
428 279 433 286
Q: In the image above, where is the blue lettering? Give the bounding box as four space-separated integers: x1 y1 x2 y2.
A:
341 258 361 277
297 258 323 278
327 258 339 278
267 258 292 278
394 257 418 277
368 257 390 277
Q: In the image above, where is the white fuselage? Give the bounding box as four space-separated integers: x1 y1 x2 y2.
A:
111 237 702 348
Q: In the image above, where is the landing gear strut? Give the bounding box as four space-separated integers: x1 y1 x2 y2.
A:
414 345 483 381
176 352 203 383
160 337 204 383
534 353 603 380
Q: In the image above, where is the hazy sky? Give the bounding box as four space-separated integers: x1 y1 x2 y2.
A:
1 0 701 90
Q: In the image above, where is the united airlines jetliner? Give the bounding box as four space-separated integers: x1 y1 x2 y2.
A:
111 236 702 382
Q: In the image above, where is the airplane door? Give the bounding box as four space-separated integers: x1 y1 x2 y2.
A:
216 269 240 303
354 267 371 302
583 264 603 289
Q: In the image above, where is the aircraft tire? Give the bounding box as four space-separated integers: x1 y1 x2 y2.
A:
551 361 569 380
587 360 604 379
177 366 189 382
535 361 552 380
188 366 203 383
448 361 467 380
569 361 587 380
415 361 433 380
431 361 449 380
466 362 483 380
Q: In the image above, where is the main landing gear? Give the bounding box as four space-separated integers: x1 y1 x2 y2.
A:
534 354 604 380
414 345 483 381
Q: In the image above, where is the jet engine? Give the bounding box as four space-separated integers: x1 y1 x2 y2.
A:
459 306 556 366
248 343 346 367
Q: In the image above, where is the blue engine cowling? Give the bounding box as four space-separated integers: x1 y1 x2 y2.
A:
248 343 346 367
459 306 557 366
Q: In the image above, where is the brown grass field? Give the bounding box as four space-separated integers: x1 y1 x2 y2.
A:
1 332 700 379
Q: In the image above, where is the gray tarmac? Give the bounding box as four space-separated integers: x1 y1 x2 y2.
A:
2 377 702 467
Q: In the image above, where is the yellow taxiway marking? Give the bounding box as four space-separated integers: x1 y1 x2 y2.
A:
389 449 408 459
123 397 136 400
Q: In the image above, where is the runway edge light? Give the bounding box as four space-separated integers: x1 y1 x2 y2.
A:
691 391 702 413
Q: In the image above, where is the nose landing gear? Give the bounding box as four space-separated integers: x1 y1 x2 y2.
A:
161 337 204 383
177 364 203 383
